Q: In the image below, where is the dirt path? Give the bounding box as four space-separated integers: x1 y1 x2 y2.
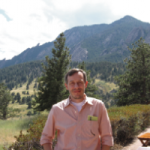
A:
122 127 150 150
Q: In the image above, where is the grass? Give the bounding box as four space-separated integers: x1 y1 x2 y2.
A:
108 104 150 121
0 116 35 149
0 81 38 150
94 78 118 94
11 79 38 97
0 100 49 150
8 102 31 117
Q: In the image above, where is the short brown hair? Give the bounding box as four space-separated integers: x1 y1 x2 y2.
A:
65 68 87 83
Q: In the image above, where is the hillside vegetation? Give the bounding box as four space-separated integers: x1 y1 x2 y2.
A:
0 61 126 109
0 60 125 90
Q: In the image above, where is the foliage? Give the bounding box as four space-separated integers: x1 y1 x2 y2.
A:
4 115 47 150
109 104 150 145
0 116 34 148
114 38 150 106
0 61 43 90
34 33 71 111
0 60 126 91
0 83 12 119
71 61 126 82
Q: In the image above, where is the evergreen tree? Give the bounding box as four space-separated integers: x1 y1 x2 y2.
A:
26 96 32 103
114 38 150 106
22 97 26 104
26 83 29 90
34 33 71 111
27 101 32 109
0 83 12 119
20 83 22 87
34 83 37 88
11 92 15 97
16 93 21 103
22 91 26 95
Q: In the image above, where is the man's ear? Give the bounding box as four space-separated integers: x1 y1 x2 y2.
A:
65 83 68 90
85 81 88 88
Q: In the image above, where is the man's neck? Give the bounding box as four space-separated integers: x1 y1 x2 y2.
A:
70 95 86 103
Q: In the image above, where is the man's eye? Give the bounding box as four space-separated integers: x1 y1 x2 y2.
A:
78 82 82 84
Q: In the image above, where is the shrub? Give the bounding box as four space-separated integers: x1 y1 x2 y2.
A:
109 104 150 145
5 115 47 150
27 111 32 116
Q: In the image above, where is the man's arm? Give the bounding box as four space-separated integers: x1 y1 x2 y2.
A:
99 102 114 148
40 107 55 148
43 143 52 150
102 145 110 150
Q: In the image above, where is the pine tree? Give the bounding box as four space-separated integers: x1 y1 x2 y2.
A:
114 38 150 106
34 33 71 111
0 83 12 119
26 83 29 90
16 93 21 103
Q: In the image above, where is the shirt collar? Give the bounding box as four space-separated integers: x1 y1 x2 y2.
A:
64 94 93 108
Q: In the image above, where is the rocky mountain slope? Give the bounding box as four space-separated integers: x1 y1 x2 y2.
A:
1 15 150 68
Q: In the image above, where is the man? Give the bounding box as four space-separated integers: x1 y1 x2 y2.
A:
40 68 114 150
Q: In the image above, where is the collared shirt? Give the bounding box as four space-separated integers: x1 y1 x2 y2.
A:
40 96 114 150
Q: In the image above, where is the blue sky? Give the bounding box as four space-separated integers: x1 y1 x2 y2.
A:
0 0 150 60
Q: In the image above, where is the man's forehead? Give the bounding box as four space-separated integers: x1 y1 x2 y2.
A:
68 72 84 80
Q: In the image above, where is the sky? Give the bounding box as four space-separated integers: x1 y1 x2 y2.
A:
0 0 150 60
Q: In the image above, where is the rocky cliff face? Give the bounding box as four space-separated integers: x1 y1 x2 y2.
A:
1 15 150 68
0 59 6 68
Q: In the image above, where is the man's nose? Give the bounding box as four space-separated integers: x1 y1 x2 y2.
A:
74 83 79 88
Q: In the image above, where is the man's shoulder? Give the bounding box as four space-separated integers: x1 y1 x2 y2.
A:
52 98 68 109
87 96 104 105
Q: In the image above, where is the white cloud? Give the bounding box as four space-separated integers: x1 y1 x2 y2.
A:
0 0 68 60
107 0 150 22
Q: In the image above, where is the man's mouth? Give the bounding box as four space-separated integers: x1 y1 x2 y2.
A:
73 90 81 93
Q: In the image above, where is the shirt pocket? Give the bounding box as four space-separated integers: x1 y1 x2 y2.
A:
82 120 99 137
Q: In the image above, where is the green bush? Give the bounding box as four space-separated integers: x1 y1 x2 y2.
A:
5 115 47 150
109 104 150 145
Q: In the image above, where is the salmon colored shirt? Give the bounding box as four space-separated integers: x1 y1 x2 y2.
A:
40 96 114 150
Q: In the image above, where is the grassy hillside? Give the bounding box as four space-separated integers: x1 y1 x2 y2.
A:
0 80 47 149
0 102 48 150
95 78 117 94
0 116 34 149
11 79 38 97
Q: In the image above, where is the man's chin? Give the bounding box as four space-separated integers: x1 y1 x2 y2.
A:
71 95 84 100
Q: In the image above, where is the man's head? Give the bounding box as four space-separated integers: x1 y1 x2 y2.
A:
65 68 87 84
65 68 88 102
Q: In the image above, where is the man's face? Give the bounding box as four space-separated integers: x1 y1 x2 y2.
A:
65 72 88 102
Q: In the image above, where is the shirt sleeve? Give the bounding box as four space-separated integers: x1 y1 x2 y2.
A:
40 106 55 146
99 102 114 146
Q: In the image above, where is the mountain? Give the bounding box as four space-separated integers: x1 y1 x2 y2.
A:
1 15 150 68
